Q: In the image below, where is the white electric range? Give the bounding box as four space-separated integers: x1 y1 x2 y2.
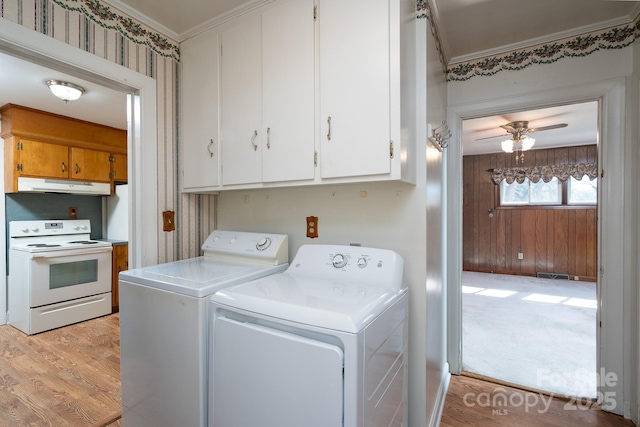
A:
8 219 113 335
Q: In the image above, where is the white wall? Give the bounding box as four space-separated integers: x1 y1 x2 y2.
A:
448 47 638 420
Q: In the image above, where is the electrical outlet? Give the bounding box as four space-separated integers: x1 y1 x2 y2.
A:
162 211 175 232
306 216 318 238
69 207 77 219
518 252 524 260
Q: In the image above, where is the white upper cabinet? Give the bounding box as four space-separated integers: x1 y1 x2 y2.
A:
220 0 315 186
318 0 392 179
262 0 315 183
181 28 220 192
220 16 263 186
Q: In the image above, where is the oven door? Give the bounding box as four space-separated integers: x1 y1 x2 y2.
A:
28 247 112 308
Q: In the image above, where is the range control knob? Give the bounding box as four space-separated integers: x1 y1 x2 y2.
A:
332 254 348 269
256 237 271 251
357 257 368 268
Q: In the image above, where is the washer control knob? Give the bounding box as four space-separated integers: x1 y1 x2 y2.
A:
256 237 271 251
332 254 348 269
357 257 368 268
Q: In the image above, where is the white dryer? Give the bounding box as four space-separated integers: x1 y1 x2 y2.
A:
209 244 408 427
119 230 288 427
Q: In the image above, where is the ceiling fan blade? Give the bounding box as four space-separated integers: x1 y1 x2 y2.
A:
499 124 517 133
475 133 510 141
527 123 568 133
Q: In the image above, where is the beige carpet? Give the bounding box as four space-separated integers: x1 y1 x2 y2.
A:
462 271 597 399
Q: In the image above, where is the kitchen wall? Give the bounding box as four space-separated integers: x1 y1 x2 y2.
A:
463 145 598 280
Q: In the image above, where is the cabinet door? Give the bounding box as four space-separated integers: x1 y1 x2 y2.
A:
182 28 220 190
19 139 69 179
262 0 315 183
70 147 112 182
111 153 127 182
112 244 128 311
220 15 263 185
318 0 391 179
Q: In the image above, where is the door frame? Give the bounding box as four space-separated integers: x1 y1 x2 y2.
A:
446 78 626 415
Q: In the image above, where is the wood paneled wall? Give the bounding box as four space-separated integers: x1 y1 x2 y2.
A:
463 145 598 280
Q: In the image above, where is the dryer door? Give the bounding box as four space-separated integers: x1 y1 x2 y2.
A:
212 317 344 427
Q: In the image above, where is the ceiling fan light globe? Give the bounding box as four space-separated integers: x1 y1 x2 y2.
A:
522 136 535 151
501 139 514 153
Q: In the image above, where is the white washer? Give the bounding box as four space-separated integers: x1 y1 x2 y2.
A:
119 230 289 427
209 244 408 427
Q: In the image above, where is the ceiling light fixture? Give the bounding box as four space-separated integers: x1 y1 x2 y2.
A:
501 134 535 164
46 79 85 102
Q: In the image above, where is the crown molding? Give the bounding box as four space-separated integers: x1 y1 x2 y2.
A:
101 0 180 41
449 14 637 65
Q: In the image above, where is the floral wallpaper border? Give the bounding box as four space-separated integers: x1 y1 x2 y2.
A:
51 0 180 62
416 0 638 82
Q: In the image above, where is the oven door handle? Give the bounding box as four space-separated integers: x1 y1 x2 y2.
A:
29 247 113 259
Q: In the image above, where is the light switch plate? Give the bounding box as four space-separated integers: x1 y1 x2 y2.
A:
162 211 175 232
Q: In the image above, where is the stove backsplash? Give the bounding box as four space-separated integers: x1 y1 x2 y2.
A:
6 193 103 240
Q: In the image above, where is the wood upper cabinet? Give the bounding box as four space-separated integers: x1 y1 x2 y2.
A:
17 139 69 179
1 104 127 193
111 153 128 183
70 147 112 182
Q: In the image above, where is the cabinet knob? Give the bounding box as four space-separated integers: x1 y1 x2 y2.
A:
251 130 258 151
207 139 214 158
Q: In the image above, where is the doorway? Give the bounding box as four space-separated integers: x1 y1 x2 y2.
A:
446 79 627 415
459 101 599 398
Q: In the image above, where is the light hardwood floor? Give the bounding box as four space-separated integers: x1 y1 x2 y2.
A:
441 374 635 427
0 314 122 426
1 315 635 427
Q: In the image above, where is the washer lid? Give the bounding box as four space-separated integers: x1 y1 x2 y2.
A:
119 257 288 298
211 273 406 333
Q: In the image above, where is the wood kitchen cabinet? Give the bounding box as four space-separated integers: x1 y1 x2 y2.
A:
112 243 128 312
1 104 127 193
110 153 128 183
219 0 315 185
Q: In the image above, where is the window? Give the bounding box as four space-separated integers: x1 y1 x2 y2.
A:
500 177 562 206
568 175 597 205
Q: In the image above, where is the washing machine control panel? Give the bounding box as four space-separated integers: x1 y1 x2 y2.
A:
202 230 288 265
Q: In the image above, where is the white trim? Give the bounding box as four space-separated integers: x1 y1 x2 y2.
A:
0 20 158 273
447 78 627 415
428 366 451 427
449 13 639 65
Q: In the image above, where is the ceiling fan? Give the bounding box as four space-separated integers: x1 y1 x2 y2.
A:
478 120 568 164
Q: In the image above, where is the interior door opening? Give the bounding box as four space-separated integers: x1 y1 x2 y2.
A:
459 100 600 400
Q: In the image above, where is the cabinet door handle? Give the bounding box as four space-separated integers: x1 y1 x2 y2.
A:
207 139 214 158
251 130 258 151
61 162 66 172
75 164 79 174
327 116 332 141
266 127 271 149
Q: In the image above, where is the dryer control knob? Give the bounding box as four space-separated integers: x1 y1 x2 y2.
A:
332 254 348 269
357 257 368 268
256 237 271 251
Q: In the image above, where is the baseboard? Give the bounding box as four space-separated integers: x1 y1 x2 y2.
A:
428 363 451 427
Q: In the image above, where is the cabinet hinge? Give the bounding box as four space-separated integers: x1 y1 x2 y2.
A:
390 141 394 159
314 5 317 21
17 164 23 172
314 151 318 167
109 155 116 163
17 142 23 150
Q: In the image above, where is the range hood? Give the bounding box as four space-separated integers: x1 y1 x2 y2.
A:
17 177 111 196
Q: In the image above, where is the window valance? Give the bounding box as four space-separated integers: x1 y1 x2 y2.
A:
491 163 598 185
